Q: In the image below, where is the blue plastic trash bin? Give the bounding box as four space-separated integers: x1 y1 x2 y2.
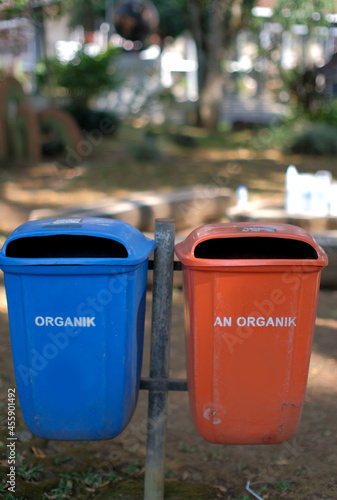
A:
0 217 155 440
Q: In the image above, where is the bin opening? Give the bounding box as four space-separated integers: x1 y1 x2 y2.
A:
5 235 128 259
194 237 318 260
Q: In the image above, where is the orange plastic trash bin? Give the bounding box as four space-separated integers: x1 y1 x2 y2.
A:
175 222 328 445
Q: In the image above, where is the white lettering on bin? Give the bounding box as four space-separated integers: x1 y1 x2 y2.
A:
213 316 296 328
213 317 232 327
35 316 96 327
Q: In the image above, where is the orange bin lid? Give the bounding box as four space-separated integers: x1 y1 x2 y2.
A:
175 222 328 270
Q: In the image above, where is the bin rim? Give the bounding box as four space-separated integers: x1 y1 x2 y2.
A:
174 222 328 269
0 217 156 268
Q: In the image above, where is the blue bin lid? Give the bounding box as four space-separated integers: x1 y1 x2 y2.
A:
0 217 156 268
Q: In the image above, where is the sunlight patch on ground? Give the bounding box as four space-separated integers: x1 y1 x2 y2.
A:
0 284 7 314
197 147 292 163
2 183 106 208
200 148 256 160
316 317 337 330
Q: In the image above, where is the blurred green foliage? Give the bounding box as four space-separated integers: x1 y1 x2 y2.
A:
34 46 121 133
290 123 337 155
273 0 335 31
64 105 119 135
35 47 121 105
67 0 106 31
152 0 189 39
53 47 121 105
304 99 337 127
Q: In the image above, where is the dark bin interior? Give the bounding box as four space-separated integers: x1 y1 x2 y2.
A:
6 235 128 259
194 237 318 260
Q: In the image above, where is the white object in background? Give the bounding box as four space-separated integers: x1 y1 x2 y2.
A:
329 182 337 216
285 164 300 214
311 170 332 216
299 173 315 214
286 165 333 216
236 184 248 209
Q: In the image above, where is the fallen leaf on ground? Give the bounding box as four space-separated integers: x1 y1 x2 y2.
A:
32 446 47 458
214 485 228 493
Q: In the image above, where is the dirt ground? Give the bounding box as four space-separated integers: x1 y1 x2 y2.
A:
0 147 337 499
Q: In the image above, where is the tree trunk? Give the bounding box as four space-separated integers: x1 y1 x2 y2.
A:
199 2 224 131
189 0 225 130
189 0 245 131
189 1 208 126
32 6 54 104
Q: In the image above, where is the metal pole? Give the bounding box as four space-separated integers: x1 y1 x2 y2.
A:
144 218 175 500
